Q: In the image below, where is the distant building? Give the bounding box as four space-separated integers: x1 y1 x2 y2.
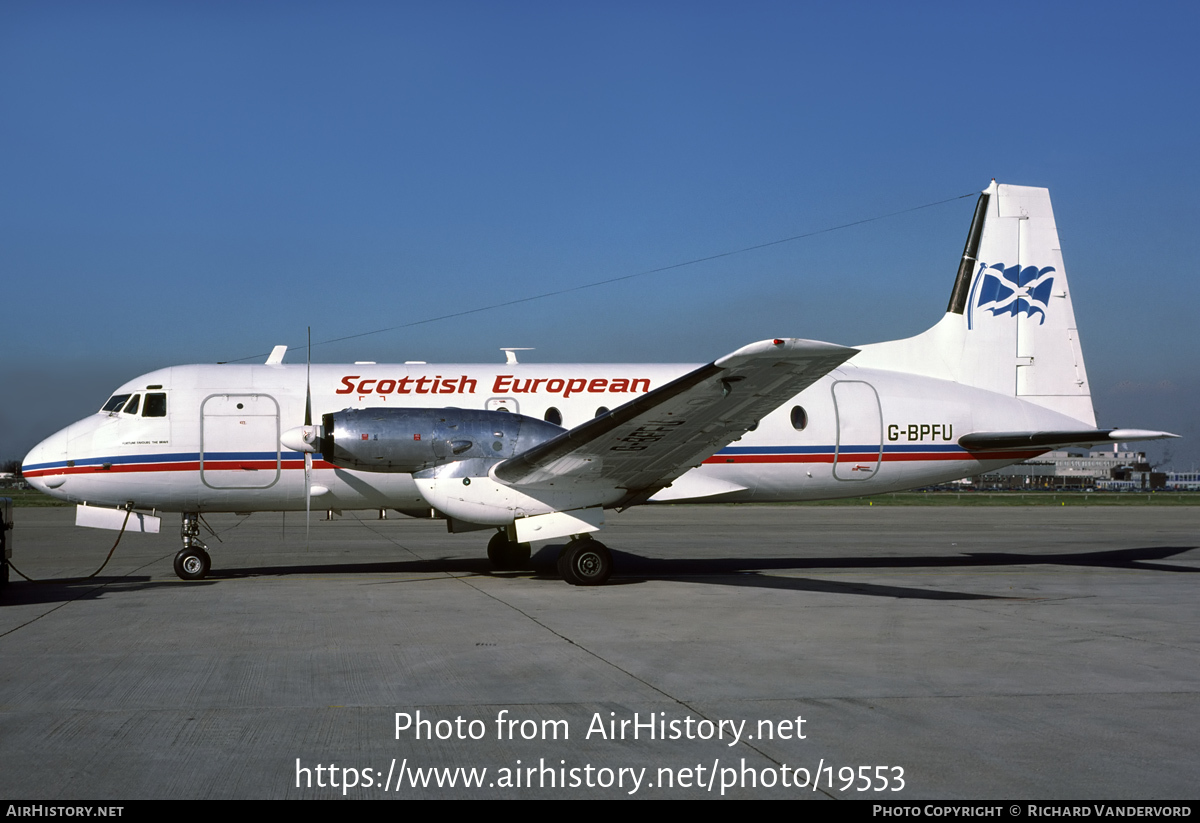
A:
1103 471 1200 492
973 446 1164 490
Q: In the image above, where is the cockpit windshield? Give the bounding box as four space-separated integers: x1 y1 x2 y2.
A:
101 394 131 413
100 392 168 416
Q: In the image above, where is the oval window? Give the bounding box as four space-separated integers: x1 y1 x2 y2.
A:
790 406 808 431
595 406 610 417
544 407 563 427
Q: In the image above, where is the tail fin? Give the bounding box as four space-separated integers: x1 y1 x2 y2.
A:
853 180 1095 426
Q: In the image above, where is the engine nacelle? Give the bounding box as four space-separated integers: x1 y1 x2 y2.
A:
319 408 564 473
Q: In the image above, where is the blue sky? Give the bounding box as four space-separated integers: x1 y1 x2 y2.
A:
2 1 1197 467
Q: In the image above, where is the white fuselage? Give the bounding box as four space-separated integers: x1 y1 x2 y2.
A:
22 356 1078 515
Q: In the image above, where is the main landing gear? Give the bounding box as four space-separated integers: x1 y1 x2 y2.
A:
487 530 531 571
557 535 612 586
174 513 211 581
487 530 613 586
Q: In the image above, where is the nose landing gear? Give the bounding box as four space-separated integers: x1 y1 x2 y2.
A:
174 513 211 581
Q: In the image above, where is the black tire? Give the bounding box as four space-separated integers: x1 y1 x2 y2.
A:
559 538 612 586
486 531 531 571
174 548 210 581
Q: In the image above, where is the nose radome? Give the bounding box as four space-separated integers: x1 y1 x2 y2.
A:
24 428 65 468
23 427 70 493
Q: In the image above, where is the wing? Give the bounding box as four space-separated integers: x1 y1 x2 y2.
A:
959 428 1179 451
493 338 856 506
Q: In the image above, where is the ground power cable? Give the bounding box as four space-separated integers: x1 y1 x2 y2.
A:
225 191 977 363
7 507 132 583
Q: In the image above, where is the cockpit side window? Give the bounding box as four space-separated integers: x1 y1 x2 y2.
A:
123 394 141 415
143 393 167 417
102 394 131 413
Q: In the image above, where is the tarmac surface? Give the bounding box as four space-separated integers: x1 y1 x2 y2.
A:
1 504 1197 799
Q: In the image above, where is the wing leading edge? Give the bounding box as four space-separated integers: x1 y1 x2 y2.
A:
493 338 857 506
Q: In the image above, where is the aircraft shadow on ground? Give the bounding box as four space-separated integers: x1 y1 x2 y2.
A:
609 545 1200 575
0 575 202 608
200 543 1199 602
3 545 1193 606
596 545 1200 599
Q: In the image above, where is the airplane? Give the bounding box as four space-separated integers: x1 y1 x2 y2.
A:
20 181 1177 585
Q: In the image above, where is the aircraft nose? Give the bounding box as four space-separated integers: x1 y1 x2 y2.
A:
22 427 70 493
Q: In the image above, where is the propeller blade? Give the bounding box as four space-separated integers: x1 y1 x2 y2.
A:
305 452 312 548
305 326 312 427
305 327 312 548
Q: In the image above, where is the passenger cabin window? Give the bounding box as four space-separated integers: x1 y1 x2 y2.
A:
790 406 808 431
123 394 141 415
143 393 167 417
544 407 563 427
102 394 131 413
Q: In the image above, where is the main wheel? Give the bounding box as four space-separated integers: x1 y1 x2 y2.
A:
487 531 531 571
558 538 612 586
174 548 210 581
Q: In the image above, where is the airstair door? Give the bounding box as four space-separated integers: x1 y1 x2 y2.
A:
832 380 882 481
200 393 281 489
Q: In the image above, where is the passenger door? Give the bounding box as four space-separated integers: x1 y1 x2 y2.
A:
200 394 281 489
832 380 882 480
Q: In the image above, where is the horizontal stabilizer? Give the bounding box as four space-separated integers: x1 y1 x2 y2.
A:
959 429 1179 452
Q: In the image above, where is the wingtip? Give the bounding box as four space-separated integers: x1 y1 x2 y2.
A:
1108 429 1181 441
715 337 858 367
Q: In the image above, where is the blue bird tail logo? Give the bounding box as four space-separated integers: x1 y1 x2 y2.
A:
968 262 1055 329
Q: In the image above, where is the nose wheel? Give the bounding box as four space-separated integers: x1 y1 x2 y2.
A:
175 513 212 581
174 547 211 581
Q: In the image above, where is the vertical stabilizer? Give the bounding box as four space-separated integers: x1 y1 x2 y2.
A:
853 181 1096 426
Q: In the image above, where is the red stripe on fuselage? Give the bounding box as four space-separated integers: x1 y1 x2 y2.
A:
26 449 1043 478
23 459 337 478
